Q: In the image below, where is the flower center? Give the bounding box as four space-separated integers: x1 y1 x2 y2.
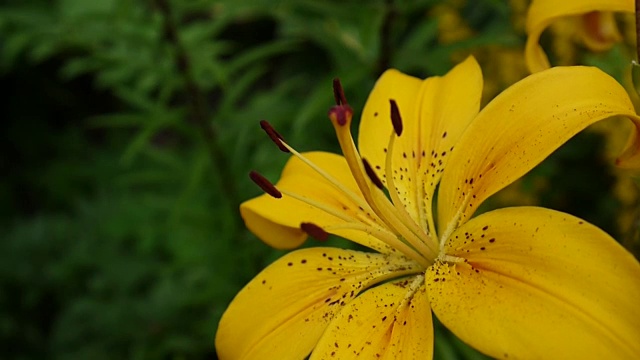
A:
327 100 438 265
252 80 443 269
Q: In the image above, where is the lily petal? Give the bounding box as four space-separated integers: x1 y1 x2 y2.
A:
359 57 482 231
578 12 623 52
525 0 632 72
241 151 394 252
415 57 482 235
438 65 640 237
215 247 421 360
311 276 432 360
427 207 640 359
357 69 422 221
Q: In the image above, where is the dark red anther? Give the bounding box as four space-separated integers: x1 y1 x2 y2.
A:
301 222 329 241
389 99 403 136
333 78 348 106
249 171 282 198
260 120 290 153
362 158 384 190
328 105 353 126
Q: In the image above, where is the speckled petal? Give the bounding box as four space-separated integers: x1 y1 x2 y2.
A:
241 151 394 253
437 65 640 237
215 248 421 360
357 68 422 221
358 57 482 230
311 276 432 360
525 0 632 72
427 207 640 359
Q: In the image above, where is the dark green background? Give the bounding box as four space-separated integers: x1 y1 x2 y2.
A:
1 0 637 358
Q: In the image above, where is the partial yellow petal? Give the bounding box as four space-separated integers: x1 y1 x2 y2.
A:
579 12 623 52
525 0 632 72
241 151 394 252
358 69 422 167
358 69 422 221
427 207 640 359
618 121 640 168
311 276 433 360
240 201 306 249
216 248 421 360
359 57 482 232
438 65 640 236
416 56 482 235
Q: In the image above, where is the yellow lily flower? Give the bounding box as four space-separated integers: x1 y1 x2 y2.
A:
216 57 640 359
525 0 633 72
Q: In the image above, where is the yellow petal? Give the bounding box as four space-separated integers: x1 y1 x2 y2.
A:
525 0 632 72
417 57 482 232
438 65 640 236
215 248 421 359
578 12 623 52
358 57 482 231
427 207 640 359
311 276 433 360
241 151 394 252
357 69 422 221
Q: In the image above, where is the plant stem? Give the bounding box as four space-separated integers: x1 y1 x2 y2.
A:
378 0 396 75
153 0 241 224
636 0 640 61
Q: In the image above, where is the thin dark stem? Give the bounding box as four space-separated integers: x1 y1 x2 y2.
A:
636 0 640 61
153 0 241 222
378 0 396 75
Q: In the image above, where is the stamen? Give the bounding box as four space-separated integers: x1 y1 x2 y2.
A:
389 99 403 136
324 223 430 268
281 187 419 259
362 158 384 190
332 78 348 105
280 188 378 228
249 171 282 198
383 112 439 257
260 120 290 153
327 89 436 261
276 140 375 218
272 123 434 263
367 186 437 261
301 222 329 241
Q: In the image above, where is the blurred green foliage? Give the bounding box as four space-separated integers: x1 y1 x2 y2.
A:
0 0 637 359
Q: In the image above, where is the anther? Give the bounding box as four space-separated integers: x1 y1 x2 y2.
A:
362 158 384 190
301 222 329 241
259 120 290 153
328 104 353 126
249 171 282 198
389 99 403 136
332 78 348 105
